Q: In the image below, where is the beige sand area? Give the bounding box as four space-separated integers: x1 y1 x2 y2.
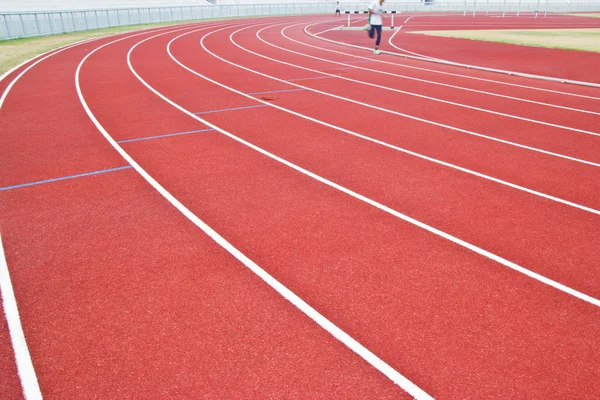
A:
571 13 600 18
409 28 600 53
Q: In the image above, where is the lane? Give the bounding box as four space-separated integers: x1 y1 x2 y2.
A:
107 22 600 398
0 31 151 188
1 28 178 400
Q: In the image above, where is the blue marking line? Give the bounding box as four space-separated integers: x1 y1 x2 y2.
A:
316 67 357 72
193 104 268 115
287 76 337 81
117 128 215 143
0 166 133 192
247 88 305 95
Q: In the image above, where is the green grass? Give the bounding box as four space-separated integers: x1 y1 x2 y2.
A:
410 28 600 53
0 15 284 76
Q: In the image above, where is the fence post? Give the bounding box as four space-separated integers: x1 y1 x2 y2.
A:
463 0 467 16
71 11 76 31
517 0 522 16
486 0 489 16
473 0 477 16
47 13 54 34
3 14 12 39
34 13 41 35
544 0 548 16
94 10 99 28
502 0 507 17
116 9 121 26
83 11 89 30
19 13 26 37
59 12 65 32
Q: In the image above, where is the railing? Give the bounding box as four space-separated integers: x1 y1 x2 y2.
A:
2 2 599 40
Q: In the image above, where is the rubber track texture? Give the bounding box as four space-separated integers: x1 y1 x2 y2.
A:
86 23 600 398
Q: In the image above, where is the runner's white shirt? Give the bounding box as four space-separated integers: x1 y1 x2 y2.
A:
368 0 383 25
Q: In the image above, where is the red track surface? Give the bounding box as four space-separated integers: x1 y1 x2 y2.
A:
1 14 600 399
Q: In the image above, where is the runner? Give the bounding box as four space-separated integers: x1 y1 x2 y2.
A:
364 0 385 54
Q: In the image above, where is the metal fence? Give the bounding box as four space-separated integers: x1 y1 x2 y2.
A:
2 2 600 40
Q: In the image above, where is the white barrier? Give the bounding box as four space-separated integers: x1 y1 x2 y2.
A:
2 1 600 40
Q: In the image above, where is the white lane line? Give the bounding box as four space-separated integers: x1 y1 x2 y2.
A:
174 27 600 308
313 24 343 36
280 24 600 116
302 23 600 102
251 24 600 136
0 233 43 400
225 25 600 168
76 24 435 400
388 21 446 62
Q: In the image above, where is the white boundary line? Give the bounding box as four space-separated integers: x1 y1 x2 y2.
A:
388 21 445 62
279 24 600 116
75 23 435 400
314 24 344 36
223 25 600 169
250 23 600 136
172 26 599 308
0 40 92 109
303 23 600 100
389 16 454 62
0 233 43 400
217 25 600 216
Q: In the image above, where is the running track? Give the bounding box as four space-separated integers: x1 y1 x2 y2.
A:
1 14 599 399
